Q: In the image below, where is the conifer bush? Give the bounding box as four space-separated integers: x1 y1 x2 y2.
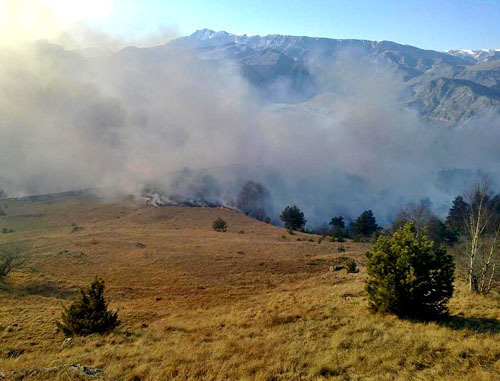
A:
346 259 359 273
280 205 306 231
212 217 227 232
366 222 455 318
57 277 119 336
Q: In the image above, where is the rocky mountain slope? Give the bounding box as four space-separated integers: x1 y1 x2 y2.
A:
33 29 500 127
170 29 500 126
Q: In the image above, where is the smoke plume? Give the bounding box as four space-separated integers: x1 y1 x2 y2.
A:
0 3 499 226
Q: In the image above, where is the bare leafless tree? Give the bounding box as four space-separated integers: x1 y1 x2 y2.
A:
0 245 24 280
395 199 433 235
463 176 499 294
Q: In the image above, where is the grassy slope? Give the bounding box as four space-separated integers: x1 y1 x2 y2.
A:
0 196 498 380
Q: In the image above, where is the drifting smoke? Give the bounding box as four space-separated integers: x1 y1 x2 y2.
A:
0 3 499 226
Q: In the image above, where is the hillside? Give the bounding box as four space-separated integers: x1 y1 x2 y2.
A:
0 195 498 380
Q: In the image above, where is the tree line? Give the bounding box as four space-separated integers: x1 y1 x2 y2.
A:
278 176 499 296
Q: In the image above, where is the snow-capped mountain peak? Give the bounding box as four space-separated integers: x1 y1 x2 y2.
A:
444 49 500 64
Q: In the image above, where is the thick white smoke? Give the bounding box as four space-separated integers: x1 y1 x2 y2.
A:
0 6 498 226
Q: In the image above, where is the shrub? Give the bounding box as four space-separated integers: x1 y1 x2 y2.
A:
212 217 227 232
287 228 295 235
318 237 323 244
366 222 455 318
57 277 119 336
280 205 306 231
0 246 23 279
70 226 83 233
337 244 346 253
346 259 359 273
264 217 271 224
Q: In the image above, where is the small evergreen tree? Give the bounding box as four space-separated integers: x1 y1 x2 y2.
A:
329 216 345 229
352 210 378 237
212 217 227 232
366 222 455 318
329 216 346 239
57 277 119 336
346 259 359 273
445 195 469 236
280 205 306 231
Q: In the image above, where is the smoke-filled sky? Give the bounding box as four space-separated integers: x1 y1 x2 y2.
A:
0 0 499 226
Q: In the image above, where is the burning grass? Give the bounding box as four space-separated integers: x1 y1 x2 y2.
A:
0 196 498 380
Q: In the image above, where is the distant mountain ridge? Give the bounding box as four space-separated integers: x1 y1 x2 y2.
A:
169 29 500 125
45 29 500 127
445 49 500 64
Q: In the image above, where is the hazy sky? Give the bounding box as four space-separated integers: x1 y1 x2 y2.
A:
1 0 499 50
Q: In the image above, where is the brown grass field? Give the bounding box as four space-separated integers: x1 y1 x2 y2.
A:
0 195 498 380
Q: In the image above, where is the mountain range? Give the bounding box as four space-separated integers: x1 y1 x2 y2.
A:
166 29 500 126
51 29 500 127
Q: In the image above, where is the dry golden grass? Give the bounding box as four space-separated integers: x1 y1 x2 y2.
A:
0 195 498 380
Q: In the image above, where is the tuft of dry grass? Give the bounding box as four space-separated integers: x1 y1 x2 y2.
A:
0 196 498 380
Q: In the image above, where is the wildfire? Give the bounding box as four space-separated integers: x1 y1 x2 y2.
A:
199 205 233 211
143 196 233 211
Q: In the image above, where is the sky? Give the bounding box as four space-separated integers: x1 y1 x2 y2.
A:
1 0 499 50
121 0 500 50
